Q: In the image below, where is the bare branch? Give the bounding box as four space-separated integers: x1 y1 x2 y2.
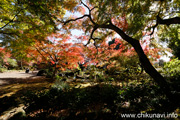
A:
34 46 48 61
63 14 89 25
63 1 97 28
80 1 96 25
40 47 56 62
0 9 22 30
80 0 90 12
88 16 96 25
90 7 97 11
150 22 158 36
85 26 98 46
150 15 180 35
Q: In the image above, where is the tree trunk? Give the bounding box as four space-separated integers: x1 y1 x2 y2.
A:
52 64 58 80
132 41 166 85
21 58 23 70
131 40 178 105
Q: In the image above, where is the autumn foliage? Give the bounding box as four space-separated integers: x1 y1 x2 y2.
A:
0 47 11 65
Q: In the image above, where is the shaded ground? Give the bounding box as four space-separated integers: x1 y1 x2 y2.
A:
0 71 52 120
0 71 179 119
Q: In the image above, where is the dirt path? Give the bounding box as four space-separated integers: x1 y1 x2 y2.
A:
0 71 38 86
0 70 37 78
0 70 52 120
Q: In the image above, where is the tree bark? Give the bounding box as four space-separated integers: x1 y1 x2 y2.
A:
157 16 180 25
132 40 170 91
132 39 180 110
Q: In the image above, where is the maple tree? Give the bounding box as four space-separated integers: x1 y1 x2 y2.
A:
0 47 17 69
60 0 180 104
0 47 10 66
23 32 86 78
79 36 161 72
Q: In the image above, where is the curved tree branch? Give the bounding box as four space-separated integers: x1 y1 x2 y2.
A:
80 0 97 25
157 16 180 25
150 15 180 35
63 14 89 25
85 26 98 46
150 22 158 36
63 1 97 26
80 0 90 12
99 22 176 103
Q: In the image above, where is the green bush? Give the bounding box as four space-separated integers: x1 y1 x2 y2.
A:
163 58 180 92
7 58 18 69
0 67 6 73
163 58 180 78
52 79 70 91
106 54 143 81
116 80 171 113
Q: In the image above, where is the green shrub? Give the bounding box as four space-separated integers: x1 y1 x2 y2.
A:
7 58 18 69
52 78 70 91
106 54 143 81
116 80 171 113
163 58 180 78
0 67 6 73
162 58 180 92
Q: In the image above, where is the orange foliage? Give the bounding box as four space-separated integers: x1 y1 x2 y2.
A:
0 47 12 64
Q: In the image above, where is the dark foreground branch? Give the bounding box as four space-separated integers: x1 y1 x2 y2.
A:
63 15 89 25
157 16 180 25
150 15 180 35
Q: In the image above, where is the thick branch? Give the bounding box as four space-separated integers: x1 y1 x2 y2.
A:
157 16 180 25
85 26 98 46
150 22 158 35
99 21 137 45
64 1 96 26
63 2 179 104
150 15 180 35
